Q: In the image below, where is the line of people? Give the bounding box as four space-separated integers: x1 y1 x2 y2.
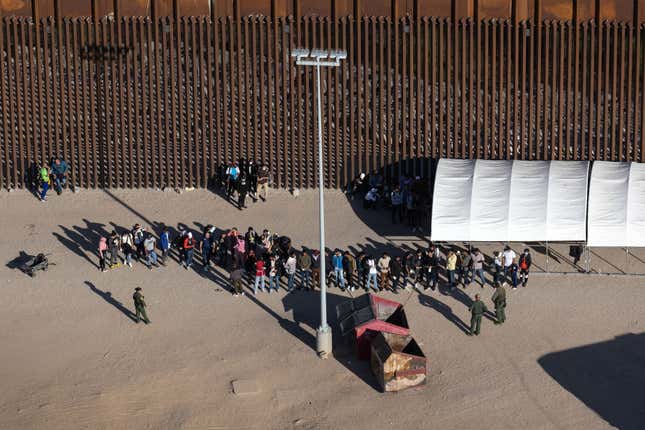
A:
96 221 533 297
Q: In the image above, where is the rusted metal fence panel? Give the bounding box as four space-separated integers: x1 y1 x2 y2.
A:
1 16 644 190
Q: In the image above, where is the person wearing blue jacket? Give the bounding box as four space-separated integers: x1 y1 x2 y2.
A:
50 156 70 195
332 250 346 290
159 227 170 265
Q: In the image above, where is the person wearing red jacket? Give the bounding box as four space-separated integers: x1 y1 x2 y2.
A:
518 249 532 287
183 232 196 269
254 259 266 294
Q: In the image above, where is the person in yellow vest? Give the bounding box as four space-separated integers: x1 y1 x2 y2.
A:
39 163 51 202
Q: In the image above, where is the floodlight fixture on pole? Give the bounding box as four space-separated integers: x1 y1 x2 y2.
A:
291 47 347 359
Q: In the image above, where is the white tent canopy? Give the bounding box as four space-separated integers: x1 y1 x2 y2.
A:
587 162 645 247
431 159 589 242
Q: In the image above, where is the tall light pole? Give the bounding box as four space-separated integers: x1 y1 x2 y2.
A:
291 48 346 359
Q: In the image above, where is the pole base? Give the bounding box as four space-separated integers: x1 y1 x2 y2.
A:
316 326 333 359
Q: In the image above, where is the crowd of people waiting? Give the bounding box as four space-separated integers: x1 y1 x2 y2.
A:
96 222 534 296
347 170 432 233
213 158 271 210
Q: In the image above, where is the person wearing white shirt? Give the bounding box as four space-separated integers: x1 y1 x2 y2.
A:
502 246 516 281
366 256 379 292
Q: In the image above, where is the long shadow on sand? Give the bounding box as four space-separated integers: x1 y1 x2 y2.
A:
538 333 645 430
84 281 138 323
417 290 470 335
246 289 381 390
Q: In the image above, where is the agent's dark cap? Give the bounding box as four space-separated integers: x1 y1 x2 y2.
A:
135 287 142 291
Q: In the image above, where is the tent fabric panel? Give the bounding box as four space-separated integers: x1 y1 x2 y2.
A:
469 161 513 242
508 161 550 242
431 159 475 242
627 163 645 247
546 161 589 242
587 162 630 247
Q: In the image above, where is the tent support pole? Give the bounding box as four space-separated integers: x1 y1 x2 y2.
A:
546 241 549 273
584 244 590 273
626 247 630 273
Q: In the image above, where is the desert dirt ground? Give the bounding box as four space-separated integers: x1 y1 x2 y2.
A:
0 188 644 430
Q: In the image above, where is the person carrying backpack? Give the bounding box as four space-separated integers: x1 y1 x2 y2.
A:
237 172 249 209
518 249 532 287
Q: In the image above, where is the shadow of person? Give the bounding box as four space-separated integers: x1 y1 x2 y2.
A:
417 290 470 335
84 281 137 322
53 230 98 268
245 291 316 350
6 250 34 270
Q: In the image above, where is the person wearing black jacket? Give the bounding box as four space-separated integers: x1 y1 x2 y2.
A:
389 256 403 293
245 227 258 253
421 250 435 290
355 252 367 290
237 173 250 209
518 249 532 287
248 160 258 199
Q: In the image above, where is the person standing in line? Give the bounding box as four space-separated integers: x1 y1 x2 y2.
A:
471 248 486 287
343 251 357 292
491 282 507 324
121 229 135 268
183 232 196 269
133 224 146 261
245 227 258 254
200 231 213 271
268 254 280 293
366 255 379 292
356 252 367 291
378 253 391 291
518 249 532 287
133 287 150 324
39 163 51 202
332 250 346 291
468 294 488 336
428 246 440 290
390 186 403 224
493 251 504 285
230 266 246 297
298 249 312 291
311 249 321 290
254 257 266 294
257 163 270 202
389 255 403 293
98 237 108 273
509 260 519 290
284 252 298 292
159 227 170 265
502 245 517 281
108 230 121 268
459 250 472 286
233 233 246 269
143 233 159 269
237 172 249 210
446 250 457 290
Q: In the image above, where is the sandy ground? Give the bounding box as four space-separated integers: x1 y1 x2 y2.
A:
0 188 643 430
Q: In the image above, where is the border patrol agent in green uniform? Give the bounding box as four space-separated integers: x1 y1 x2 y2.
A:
491 282 507 324
468 294 488 336
133 287 150 324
